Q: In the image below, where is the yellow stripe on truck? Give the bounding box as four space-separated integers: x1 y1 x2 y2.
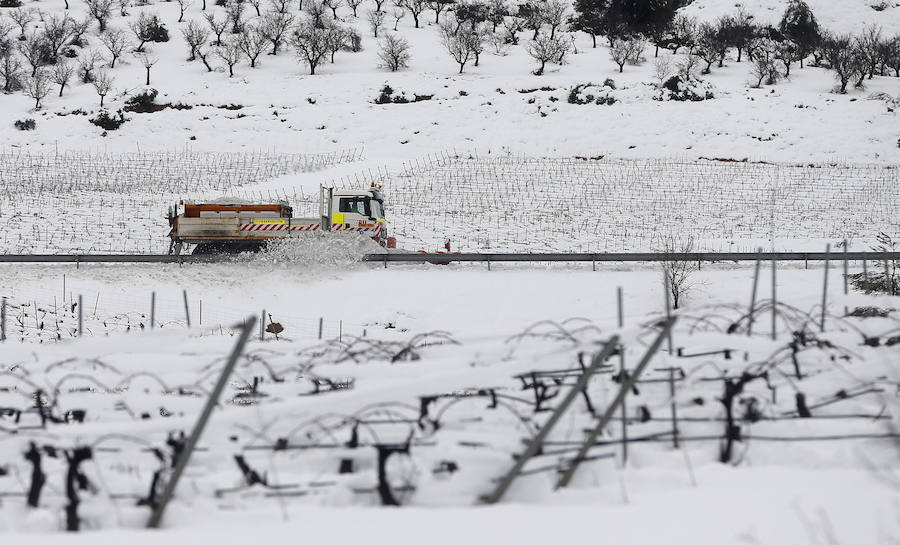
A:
332 213 345 225
253 219 286 225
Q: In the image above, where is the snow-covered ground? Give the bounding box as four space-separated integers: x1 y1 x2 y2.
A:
0 0 898 162
2 0 900 540
2 260 900 543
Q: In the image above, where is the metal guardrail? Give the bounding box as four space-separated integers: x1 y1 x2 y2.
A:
0 251 898 264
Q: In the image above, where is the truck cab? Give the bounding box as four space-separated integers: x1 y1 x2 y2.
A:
323 186 388 243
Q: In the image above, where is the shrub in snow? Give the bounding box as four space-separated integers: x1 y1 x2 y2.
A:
14 118 35 130
373 83 432 103
89 109 127 130
567 81 616 105
124 88 159 113
0 0 23 7
654 75 714 102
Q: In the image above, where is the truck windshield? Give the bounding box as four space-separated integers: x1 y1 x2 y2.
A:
371 200 384 219
339 197 370 216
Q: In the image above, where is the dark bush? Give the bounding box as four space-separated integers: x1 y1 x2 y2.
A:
374 85 432 104
14 118 35 130
124 88 159 112
568 82 616 105
63 47 79 58
90 110 128 130
146 15 170 42
0 0 23 7
374 84 394 104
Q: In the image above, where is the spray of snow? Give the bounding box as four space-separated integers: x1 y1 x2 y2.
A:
252 233 386 268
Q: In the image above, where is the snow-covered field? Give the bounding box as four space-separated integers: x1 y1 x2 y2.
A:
2 0 900 540
1 260 900 544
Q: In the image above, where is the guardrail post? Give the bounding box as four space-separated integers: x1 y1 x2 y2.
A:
150 292 155 330
771 255 777 341
863 259 869 293
843 241 849 315
78 295 83 337
616 287 626 466
147 315 256 529
1 297 6 342
747 248 761 336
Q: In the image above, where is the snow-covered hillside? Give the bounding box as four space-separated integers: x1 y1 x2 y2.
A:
0 0 897 162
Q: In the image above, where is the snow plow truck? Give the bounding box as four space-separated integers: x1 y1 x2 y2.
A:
168 185 394 255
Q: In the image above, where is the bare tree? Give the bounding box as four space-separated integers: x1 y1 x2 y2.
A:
225 0 246 34
291 18 330 74
69 15 92 46
51 60 74 96
440 19 480 73
543 0 566 39
345 0 363 17
117 0 130 17
78 48 103 81
304 1 329 28
367 9 385 38
176 0 193 23
774 39 799 77
323 0 342 19
609 37 629 72
667 13 696 54
855 24 883 83
134 51 158 84
203 12 228 45
487 30 509 55
238 24 266 66
269 0 292 12
652 55 673 86
43 14 74 60
428 0 452 24
259 11 292 53
22 68 51 109
676 50 701 79
91 68 113 106
130 12 162 52
18 33 45 77
660 235 696 310
377 32 409 70
0 52 23 92
216 37 243 75
748 38 781 87
247 0 262 16
84 0 115 31
401 0 425 28
821 33 865 93
526 30 565 74
10 8 34 39
390 7 404 31
325 21 348 62
196 42 215 70
100 27 129 67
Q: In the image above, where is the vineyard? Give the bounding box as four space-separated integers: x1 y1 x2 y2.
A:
1 278 898 534
2 152 897 255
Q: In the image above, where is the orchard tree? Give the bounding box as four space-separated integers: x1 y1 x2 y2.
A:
526 30 567 74
217 37 243 76
569 0 602 48
181 19 209 60
291 19 331 74
51 60 73 96
134 51 158 84
84 0 115 32
238 25 267 66
367 9 386 37
428 0 454 24
720 7 755 62
0 50 23 92
820 33 863 92
259 11 293 54
22 68 52 109
203 12 229 45
401 0 427 28
10 8 35 39
377 32 410 70
100 27 129 67
91 68 113 106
